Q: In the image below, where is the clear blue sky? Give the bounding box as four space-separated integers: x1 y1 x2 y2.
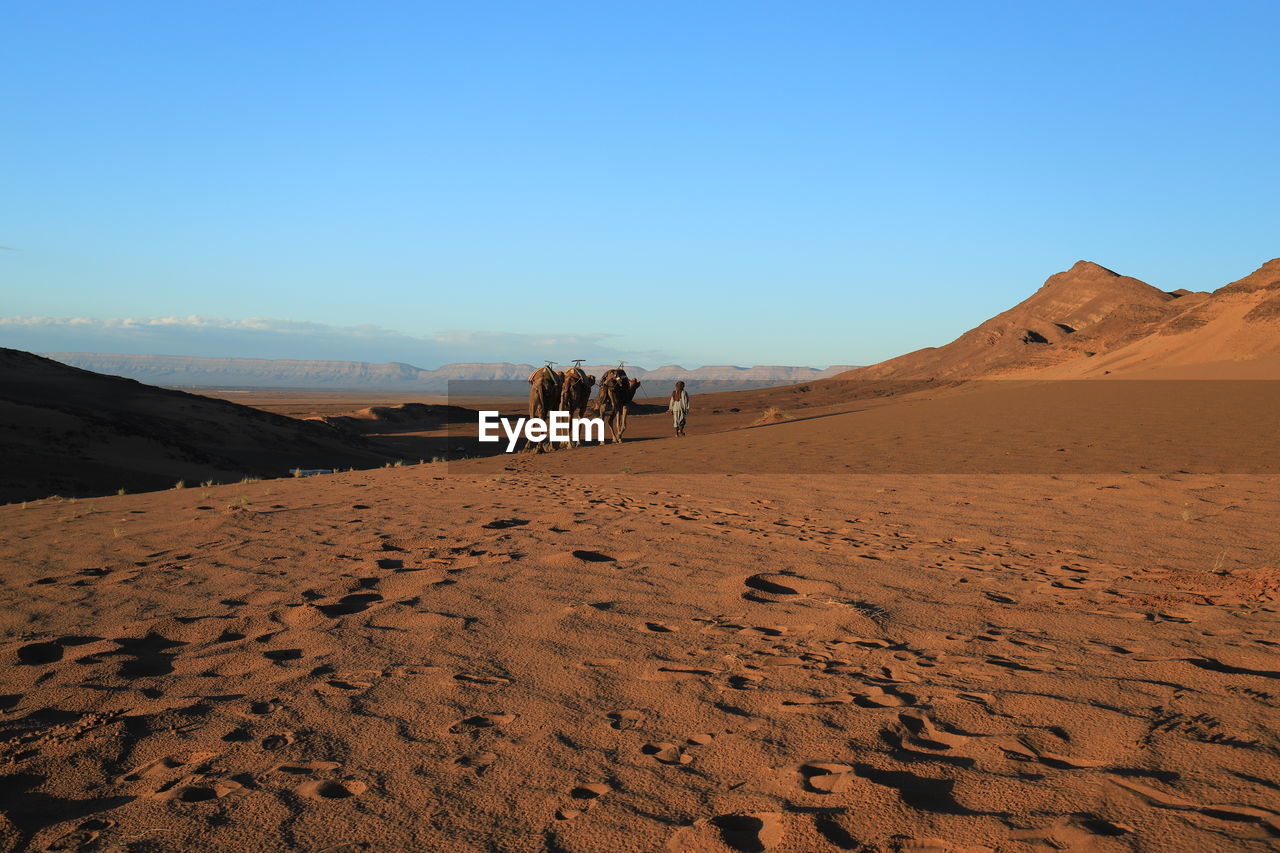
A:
3 1 1277 368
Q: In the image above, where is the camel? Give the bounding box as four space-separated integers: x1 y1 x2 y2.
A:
558 366 596 447
525 365 562 452
594 367 641 444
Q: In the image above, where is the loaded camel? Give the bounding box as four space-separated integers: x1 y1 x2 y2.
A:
558 366 596 447
525 364 562 452
594 367 641 444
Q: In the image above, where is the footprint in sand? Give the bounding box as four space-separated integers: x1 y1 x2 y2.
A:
743 572 837 604
556 782 611 820
1010 815 1133 849
482 518 529 529
455 751 498 775
853 685 918 708
295 779 367 799
571 549 616 563
710 813 786 852
262 732 295 751
886 711 970 755
1108 776 1280 835
886 839 995 853
41 817 116 851
644 621 678 632
642 742 693 765
276 760 342 774
607 710 645 730
800 762 855 793
450 713 517 733
454 673 513 685
326 678 374 692
315 591 383 618
650 665 719 681
728 672 766 690
166 782 242 803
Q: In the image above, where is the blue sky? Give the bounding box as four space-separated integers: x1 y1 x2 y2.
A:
3 1 1277 368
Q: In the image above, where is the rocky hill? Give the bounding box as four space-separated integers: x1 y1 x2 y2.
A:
0 349 398 501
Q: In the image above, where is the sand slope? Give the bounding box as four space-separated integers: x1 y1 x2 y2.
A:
0 349 398 502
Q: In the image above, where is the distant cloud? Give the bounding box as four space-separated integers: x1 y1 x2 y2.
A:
0 315 672 368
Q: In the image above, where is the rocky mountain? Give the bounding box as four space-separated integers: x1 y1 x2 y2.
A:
831 259 1280 382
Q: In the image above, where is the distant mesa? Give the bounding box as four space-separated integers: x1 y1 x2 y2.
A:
39 354 859 393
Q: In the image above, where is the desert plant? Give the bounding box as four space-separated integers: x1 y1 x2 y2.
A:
116 488 126 496
753 406 789 425
174 480 186 489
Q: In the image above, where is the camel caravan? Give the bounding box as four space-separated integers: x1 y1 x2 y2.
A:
525 362 642 452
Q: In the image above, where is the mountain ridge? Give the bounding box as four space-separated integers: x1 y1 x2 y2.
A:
41 353 858 391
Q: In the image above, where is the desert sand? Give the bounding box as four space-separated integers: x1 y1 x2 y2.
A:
2 260 1279 852
3 467 1278 852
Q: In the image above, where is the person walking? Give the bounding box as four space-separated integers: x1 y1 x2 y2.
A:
668 381 690 437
